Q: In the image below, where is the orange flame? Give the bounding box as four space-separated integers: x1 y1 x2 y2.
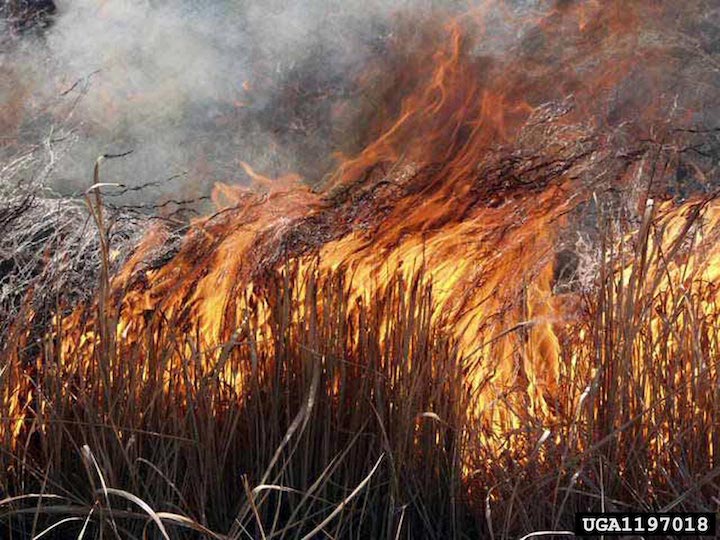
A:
6 3 719 470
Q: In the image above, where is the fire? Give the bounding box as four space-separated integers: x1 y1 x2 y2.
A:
4 2 719 477
49 14 572 434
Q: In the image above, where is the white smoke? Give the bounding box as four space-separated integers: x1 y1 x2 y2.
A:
5 0 442 201
3 0 717 205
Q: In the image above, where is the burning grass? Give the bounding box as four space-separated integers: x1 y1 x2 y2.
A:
2 2 720 538
2 188 720 538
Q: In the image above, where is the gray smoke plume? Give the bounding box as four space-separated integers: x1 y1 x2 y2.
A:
3 0 451 203
2 0 718 207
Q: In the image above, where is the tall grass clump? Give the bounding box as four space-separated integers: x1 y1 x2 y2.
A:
2 189 720 539
1 258 477 538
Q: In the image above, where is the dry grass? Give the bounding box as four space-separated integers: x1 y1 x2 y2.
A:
1 182 720 539
2 261 475 538
2 2 719 536
1 99 719 539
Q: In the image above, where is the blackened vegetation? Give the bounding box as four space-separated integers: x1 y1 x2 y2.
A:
249 100 702 286
1 0 55 32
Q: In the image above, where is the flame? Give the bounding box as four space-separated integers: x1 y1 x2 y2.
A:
5 2 719 477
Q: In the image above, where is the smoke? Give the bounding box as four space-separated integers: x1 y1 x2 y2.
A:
4 0 450 202
2 0 719 205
